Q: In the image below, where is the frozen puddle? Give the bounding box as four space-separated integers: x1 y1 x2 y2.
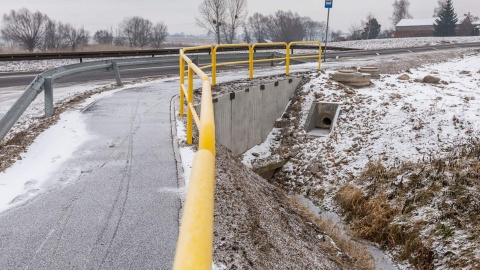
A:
295 195 400 270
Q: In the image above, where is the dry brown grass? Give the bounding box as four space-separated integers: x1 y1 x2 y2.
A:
334 138 480 269
287 196 375 270
335 185 434 269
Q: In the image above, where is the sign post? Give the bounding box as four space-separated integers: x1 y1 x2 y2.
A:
324 0 332 62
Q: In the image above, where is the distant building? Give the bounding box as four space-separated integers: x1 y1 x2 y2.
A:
395 16 474 38
473 20 480 36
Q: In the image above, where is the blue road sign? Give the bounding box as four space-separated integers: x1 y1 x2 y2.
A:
325 0 333 8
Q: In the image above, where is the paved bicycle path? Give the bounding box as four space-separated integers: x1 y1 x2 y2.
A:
0 82 180 269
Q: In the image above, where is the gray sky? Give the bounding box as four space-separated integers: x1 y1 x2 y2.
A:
2 0 479 35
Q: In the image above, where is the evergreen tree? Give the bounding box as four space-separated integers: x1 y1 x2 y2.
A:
361 17 381 40
434 0 458 36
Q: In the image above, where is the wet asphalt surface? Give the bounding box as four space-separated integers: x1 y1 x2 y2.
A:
0 83 180 269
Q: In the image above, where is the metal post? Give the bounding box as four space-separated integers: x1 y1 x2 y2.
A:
112 61 123 86
324 8 330 63
180 55 185 116
249 47 254 79
286 45 291 75
212 47 217 85
44 77 54 118
187 66 193 145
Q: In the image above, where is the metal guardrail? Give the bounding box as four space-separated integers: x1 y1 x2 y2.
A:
0 52 280 142
173 41 322 270
0 44 355 62
0 58 153 140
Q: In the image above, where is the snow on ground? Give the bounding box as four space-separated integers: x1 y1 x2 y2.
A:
330 36 480 50
242 52 480 269
0 82 112 142
0 87 128 213
0 80 166 213
290 54 480 197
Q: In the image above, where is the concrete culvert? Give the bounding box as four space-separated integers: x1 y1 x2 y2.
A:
331 70 371 87
316 113 334 129
358 66 380 79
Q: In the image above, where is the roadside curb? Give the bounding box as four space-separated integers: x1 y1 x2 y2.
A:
170 95 185 194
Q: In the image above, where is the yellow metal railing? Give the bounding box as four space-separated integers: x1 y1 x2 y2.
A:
174 47 216 270
174 41 321 270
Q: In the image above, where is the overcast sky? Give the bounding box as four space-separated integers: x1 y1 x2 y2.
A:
2 0 479 35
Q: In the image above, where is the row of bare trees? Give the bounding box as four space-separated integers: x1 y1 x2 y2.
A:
246 12 326 43
0 8 169 52
195 0 326 44
1 8 89 52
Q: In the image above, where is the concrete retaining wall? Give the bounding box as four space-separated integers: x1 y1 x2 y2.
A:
196 77 302 156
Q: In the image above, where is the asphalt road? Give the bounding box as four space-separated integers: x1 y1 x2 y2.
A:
1 42 479 89
0 82 180 269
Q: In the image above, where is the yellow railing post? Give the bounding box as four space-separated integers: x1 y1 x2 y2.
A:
212 47 217 86
179 53 185 116
249 46 254 79
286 44 291 76
319 45 322 71
187 65 193 145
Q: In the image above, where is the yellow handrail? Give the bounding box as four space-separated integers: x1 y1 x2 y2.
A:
250 42 288 79
174 48 216 270
175 41 322 270
286 41 322 75
212 43 252 85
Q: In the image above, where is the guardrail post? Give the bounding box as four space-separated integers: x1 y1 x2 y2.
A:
180 54 185 116
112 61 123 86
44 77 54 118
187 66 193 144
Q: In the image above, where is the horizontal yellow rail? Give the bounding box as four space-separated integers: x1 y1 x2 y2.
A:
175 47 216 270
174 40 321 270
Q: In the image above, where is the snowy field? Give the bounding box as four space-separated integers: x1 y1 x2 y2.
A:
1 36 480 73
330 36 480 50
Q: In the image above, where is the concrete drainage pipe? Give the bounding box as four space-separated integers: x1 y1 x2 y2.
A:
358 67 380 79
316 113 333 129
331 70 372 87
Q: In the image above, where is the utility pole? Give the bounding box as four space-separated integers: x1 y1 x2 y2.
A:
324 0 333 62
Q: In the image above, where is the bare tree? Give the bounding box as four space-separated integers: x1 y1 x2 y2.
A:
222 0 248 43
391 0 412 26
242 27 251 43
150 22 168 48
1 8 50 52
348 23 363 40
303 17 326 41
43 19 64 51
93 29 114 45
247 13 270 42
119 16 153 48
61 24 89 51
269 11 306 42
434 0 447 17
137 19 153 48
330 30 343 41
196 0 227 44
